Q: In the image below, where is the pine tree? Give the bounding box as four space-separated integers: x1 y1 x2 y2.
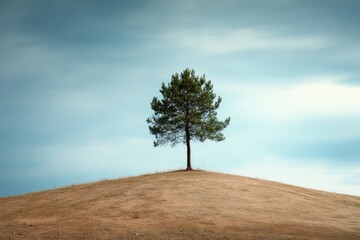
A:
147 68 230 170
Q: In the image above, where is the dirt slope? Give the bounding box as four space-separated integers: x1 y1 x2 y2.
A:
0 170 359 239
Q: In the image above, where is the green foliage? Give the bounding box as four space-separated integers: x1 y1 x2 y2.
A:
147 68 230 147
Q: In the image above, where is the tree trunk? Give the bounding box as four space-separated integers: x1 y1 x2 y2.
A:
186 125 192 171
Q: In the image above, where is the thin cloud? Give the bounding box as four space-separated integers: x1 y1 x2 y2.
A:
160 28 329 54
229 154 360 196
219 75 360 121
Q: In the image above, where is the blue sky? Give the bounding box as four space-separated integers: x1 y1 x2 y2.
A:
0 0 359 197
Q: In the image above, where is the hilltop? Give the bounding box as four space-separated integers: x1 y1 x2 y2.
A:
0 170 359 239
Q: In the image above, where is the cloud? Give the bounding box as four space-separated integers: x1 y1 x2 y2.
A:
0 136 186 195
215 76 360 168
159 28 329 54
228 154 360 196
219 75 360 121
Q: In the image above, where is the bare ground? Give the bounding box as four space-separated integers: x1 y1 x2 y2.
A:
0 170 359 239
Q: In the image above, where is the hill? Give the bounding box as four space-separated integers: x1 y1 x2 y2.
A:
0 170 359 239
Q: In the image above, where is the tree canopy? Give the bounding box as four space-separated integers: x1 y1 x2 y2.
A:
147 68 230 170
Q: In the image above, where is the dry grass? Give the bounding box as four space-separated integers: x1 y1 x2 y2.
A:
0 170 359 239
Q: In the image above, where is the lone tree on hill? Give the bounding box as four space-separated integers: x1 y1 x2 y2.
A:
147 68 230 170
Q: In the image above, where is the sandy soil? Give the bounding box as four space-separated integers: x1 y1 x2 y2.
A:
0 170 359 239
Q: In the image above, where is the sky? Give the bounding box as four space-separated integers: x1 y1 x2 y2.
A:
0 0 359 197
